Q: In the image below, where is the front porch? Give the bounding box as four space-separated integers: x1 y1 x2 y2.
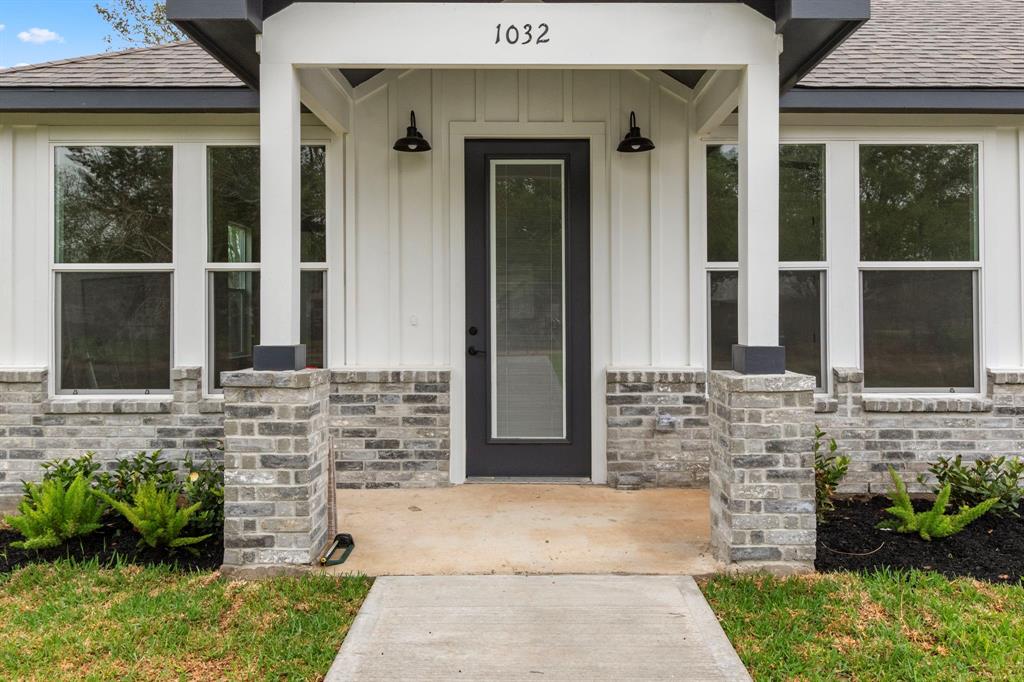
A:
327 484 715 576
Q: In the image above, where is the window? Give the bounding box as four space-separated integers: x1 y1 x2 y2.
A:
706 144 828 389
206 145 327 390
859 144 979 391
54 146 173 393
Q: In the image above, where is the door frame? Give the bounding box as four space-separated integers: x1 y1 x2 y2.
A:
448 121 610 484
464 139 590 477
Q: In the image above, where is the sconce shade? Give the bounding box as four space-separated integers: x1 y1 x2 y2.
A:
616 111 655 153
393 110 431 152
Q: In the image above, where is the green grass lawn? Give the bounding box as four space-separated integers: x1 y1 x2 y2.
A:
0 560 370 681
4 561 1022 681
702 570 1024 681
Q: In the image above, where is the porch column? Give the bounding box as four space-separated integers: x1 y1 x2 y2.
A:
256 61 305 370
734 62 782 374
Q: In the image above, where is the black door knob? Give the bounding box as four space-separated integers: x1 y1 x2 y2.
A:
467 346 486 356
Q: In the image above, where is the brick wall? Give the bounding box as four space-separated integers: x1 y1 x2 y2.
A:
708 371 816 573
0 367 224 512
221 369 331 570
817 368 1024 494
605 369 710 488
329 370 451 489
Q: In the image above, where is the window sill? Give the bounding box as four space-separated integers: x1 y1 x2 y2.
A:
861 395 992 414
43 397 173 415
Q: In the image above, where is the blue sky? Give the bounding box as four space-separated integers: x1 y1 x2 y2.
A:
0 1 133 69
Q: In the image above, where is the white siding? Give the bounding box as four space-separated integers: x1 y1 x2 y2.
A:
345 68 692 368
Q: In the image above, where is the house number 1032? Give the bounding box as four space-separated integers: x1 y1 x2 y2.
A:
494 23 550 45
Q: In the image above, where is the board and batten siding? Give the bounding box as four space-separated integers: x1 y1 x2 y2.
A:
347 68 692 369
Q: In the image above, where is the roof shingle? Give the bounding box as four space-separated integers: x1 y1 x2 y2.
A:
0 41 244 88
801 0 1024 88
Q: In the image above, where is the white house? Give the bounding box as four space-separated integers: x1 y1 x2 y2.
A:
1 0 1022 573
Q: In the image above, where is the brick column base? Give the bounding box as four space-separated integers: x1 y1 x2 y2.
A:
708 371 816 574
221 368 331 575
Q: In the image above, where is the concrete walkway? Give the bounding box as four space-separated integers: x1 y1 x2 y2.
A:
326 575 751 681
328 485 717 576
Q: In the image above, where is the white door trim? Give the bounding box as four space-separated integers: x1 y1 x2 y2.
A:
448 121 609 484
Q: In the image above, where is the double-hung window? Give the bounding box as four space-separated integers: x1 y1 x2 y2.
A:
706 144 828 389
206 145 327 391
859 144 979 392
54 146 174 394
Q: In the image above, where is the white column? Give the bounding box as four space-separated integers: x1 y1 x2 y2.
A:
737 62 780 347
259 61 302 346
173 142 207 368
0 127 14 365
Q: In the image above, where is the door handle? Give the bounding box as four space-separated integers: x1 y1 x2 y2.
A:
467 346 487 356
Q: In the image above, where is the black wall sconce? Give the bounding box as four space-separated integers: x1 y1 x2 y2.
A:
617 111 655 153
393 110 431 152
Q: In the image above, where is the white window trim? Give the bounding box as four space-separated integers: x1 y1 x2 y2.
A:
701 140 831 393
203 139 334 395
701 131 991 398
50 142 176 397
854 139 985 395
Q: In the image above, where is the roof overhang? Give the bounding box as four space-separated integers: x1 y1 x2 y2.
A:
0 87 260 112
781 88 1024 114
168 0 870 93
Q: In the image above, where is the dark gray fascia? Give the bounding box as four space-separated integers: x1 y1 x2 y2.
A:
776 0 870 90
776 0 871 29
168 0 262 88
166 0 262 26
781 88 1024 113
0 87 259 112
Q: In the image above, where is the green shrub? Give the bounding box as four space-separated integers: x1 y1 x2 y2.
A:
95 480 211 550
27 452 102 495
4 475 106 550
182 454 224 534
96 450 178 504
814 427 850 522
919 455 1024 518
879 467 998 541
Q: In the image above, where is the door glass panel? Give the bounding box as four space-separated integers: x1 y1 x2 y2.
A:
490 160 566 439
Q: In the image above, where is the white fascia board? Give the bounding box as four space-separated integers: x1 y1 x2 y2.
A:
693 69 742 138
299 67 352 134
261 3 779 69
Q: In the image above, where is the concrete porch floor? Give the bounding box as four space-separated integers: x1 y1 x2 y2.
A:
325 485 717 576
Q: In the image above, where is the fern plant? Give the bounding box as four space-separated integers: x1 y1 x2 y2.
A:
878 467 998 541
4 475 106 550
95 480 211 550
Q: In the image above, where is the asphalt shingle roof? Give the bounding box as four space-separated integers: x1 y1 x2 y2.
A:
0 41 244 88
1 1 1021 92
801 0 1024 88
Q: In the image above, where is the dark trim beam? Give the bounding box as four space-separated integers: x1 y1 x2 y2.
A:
0 87 259 112
776 0 870 90
781 88 1024 113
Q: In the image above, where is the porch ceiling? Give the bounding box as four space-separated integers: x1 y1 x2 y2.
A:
168 0 869 92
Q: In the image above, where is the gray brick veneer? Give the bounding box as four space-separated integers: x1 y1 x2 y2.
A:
221 368 331 568
605 369 710 488
329 370 451 489
708 371 816 574
0 366 223 512
818 367 1024 494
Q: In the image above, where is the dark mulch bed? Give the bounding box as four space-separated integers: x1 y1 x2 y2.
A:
817 496 1024 584
0 517 222 574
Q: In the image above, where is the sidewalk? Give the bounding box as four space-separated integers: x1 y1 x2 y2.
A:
326 574 751 681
